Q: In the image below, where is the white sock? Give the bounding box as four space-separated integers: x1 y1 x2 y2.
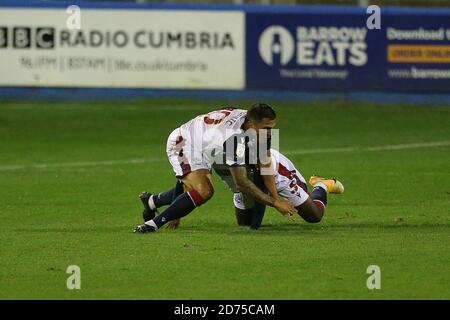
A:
144 220 158 230
148 195 157 210
313 182 328 193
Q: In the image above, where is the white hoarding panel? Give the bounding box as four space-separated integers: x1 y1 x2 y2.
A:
0 8 244 89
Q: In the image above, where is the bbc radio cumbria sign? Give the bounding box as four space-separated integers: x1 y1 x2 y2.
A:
0 8 244 89
0 27 236 50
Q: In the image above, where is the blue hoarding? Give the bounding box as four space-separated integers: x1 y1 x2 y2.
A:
246 8 450 93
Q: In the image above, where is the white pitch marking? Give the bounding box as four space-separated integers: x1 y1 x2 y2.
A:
363 141 450 151
0 158 162 171
0 141 449 172
284 140 450 156
284 147 357 155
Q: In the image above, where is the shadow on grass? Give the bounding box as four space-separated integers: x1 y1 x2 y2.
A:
13 221 449 235
14 225 131 234
172 221 450 235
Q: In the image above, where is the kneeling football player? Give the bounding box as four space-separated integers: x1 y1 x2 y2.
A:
229 148 344 229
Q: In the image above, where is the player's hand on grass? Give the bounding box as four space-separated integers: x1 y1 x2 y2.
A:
286 212 295 222
274 198 297 217
166 219 180 230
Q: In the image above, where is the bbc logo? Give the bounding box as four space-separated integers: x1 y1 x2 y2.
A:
0 27 55 49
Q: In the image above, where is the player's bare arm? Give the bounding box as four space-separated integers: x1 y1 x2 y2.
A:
260 160 278 199
230 166 297 215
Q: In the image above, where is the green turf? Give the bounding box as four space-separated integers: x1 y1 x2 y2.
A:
0 98 449 299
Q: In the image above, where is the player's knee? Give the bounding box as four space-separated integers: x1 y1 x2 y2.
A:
235 209 252 226
185 177 214 205
195 185 214 202
182 170 214 204
236 217 251 226
187 187 213 207
297 205 323 223
304 214 323 223
309 206 324 223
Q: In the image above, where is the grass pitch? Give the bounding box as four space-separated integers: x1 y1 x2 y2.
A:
0 98 449 299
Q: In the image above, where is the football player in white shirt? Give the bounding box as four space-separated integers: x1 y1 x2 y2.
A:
229 149 344 229
134 103 297 233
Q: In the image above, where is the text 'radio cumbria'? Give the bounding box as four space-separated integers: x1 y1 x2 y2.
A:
0 27 236 50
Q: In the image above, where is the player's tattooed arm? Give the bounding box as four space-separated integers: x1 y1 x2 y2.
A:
261 173 278 200
230 166 276 207
259 153 278 200
230 166 297 215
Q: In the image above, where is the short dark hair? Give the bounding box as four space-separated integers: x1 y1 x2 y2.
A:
247 103 276 122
